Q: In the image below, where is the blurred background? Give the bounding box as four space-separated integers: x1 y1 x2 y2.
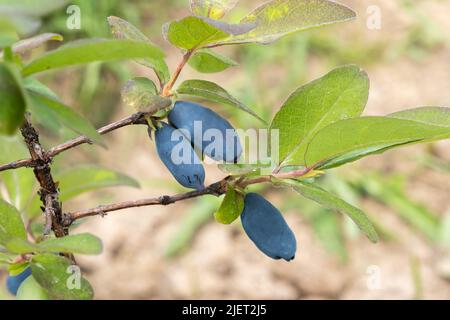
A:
1 0 450 299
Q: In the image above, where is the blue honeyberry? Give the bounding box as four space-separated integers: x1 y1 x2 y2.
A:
155 122 205 190
6 267 32 296
168 101 242 163
241 193 297 261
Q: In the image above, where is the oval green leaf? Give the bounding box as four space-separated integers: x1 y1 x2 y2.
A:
0 199 26 246
304 110 450 169
22 39 165 76
214 0 356 45
0 62 26 135
214 184 244 224
270 65 369 166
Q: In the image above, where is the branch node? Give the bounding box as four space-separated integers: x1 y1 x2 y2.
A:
160 195 173 205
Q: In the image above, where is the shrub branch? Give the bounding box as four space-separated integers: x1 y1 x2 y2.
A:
19 119 66 238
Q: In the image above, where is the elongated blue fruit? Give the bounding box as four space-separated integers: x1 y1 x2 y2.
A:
155 122 205 190
6 267 32 296
241 193 297 261
168 101 242 163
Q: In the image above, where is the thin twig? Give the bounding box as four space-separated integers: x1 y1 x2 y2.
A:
161 50 193 97
0 158 36 172
0 112 148 173
65 176 232 224
65 167 315 225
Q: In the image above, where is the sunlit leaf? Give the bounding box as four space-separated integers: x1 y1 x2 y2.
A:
213 0 356 45
270 65 369 165
165 16 229 50
190 0 239 20
304 109 450 169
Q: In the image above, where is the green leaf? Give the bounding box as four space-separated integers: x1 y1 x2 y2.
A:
188 48 238 73
16 276 49 300
0 199 26 246
23 77 58 100
121 77 172 113
39 234 103 255
22 39 165 76
177 79 265 122
389 106 450 127
56 165 140 202
214 0 356 45
30 253 94 300
6 233 103 255
0 62 26 135
27 92 103 145
279 179 379 243
8 261 28 276
304 110 450 169
108 16 170 84
165 16 230 50
5 238 35 254
270 65 369 165
214 184 244 224
190 0 239 20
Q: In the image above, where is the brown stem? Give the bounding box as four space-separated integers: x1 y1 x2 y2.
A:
0 158 36 172
0 112 148 173
161 50 193 97
19 120 66 238
65 176 232 224
65 167 315 225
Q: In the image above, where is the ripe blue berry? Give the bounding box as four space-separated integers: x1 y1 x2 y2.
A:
6 267 32 296
241 193 297 261
168 101 242 163
155 122 205 190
